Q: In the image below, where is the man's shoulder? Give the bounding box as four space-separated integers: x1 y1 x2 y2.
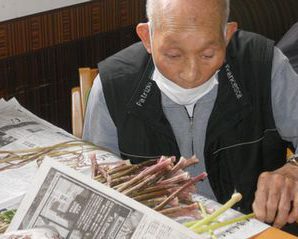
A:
232 30 273 47
98 42 150 80
236 30 270 39
228 30 274 60
277 22 298 50
98 42 152 106
105 42 147 61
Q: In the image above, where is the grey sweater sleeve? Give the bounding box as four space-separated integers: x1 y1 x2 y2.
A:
271 47 298 153
82 74 120 155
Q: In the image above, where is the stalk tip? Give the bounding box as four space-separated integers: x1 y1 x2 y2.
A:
231 193 242 202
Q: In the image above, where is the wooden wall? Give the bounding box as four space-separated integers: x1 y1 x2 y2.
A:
0 0 297 133
230 0 298 41
0 0 146 132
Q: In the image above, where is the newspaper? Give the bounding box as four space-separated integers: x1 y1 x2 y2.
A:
0 98 74 151
7 158 199 239
0 98 121 210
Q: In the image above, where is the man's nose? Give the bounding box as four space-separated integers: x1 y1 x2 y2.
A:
179 59 199 83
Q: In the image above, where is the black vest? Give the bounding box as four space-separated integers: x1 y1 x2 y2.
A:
98 30 288 213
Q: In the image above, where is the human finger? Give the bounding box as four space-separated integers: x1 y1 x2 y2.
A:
253 172 270 221
273 178 293 228
265 179 281 223
288 187 298 224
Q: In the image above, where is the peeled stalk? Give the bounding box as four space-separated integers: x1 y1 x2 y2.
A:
192 213 255 234
188 193 242 230
198 202 217 238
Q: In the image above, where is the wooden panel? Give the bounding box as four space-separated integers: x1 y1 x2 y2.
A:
0 0 145 132
230 0 298 41
0 0 146 60
79 67 99 119
72 86 83 138
0 26 141 131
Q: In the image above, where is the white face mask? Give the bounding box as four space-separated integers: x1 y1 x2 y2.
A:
148 22 219 114
152 67 218 105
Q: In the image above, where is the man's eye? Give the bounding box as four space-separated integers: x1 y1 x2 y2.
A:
201 55 214 59
165 53 181 59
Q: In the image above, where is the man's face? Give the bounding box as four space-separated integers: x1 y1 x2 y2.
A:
151 25 226 89
137 0 236 89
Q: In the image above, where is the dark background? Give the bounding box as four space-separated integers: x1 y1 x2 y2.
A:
0 0 297 133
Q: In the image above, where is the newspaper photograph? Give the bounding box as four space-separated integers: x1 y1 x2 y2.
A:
0 98 74 152
7 159 198 239
0 227 61 239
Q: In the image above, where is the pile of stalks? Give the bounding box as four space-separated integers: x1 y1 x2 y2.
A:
91 155 207 219
92 155 256 238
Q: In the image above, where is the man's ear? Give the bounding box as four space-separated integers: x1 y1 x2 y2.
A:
225 22 238 46
136 23 152 54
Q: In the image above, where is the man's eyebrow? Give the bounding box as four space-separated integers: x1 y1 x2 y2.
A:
200 39 222 47
163 38 221 49
206 40 226 50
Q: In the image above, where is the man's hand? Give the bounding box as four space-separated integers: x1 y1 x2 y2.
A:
252 163 298 228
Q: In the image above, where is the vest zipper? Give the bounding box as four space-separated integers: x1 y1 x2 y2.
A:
184 105 196 155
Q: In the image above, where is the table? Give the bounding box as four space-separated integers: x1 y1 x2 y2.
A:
253 227 297 239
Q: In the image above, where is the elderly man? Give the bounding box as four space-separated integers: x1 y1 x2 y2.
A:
83 0 298 229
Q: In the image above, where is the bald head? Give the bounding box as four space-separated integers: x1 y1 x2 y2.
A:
146 0 230 32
